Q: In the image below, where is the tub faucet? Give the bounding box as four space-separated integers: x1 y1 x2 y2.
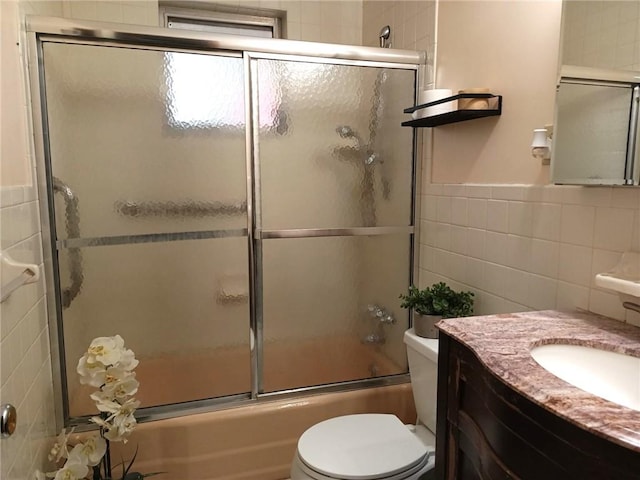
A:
367 304 396 324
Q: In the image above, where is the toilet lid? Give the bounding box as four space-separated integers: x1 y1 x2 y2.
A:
297 414 428 480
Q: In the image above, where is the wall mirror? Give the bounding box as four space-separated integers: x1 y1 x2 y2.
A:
552 1 640 185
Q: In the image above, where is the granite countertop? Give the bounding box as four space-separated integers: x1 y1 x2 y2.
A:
437 310 640 452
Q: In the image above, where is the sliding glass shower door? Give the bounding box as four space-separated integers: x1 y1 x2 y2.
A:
254 58 415 392
35 28 419 423
42 42 251 416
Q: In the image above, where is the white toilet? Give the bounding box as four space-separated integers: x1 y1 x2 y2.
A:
290 328 439 480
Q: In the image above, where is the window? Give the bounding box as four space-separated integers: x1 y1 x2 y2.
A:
160 5 283 131
160 5 282 39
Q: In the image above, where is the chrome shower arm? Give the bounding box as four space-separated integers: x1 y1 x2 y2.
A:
53 177 83 308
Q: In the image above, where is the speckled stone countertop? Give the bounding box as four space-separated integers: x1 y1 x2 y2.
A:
437 309 640 452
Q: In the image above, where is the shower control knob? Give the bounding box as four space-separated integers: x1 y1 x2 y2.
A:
382 314 396 324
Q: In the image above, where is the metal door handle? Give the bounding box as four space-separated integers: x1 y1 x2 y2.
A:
53 177 83 308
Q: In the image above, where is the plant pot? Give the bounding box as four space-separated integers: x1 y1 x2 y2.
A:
413 313 442 339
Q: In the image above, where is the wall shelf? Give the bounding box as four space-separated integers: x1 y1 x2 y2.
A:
402 93 502 128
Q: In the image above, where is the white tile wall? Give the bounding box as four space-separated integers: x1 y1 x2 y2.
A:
362 0 436 52
563 0 640 71
419 184 640 323
59 1 364 45
0 186 55 480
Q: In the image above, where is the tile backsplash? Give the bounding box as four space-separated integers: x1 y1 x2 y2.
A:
419 183 640 325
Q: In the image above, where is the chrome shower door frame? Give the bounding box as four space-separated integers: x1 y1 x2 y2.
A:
26 16 424 430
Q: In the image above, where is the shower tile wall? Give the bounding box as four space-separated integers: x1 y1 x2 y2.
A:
419 184 640 326
362 1 436 52
60 0 364 45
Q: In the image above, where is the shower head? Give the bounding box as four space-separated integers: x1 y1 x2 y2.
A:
379 25 391 48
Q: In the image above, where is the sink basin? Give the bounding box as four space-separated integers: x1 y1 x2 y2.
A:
530 344 640 411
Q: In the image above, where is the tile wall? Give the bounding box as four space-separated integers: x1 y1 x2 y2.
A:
59 0 364 45
419 183 640 325
1 1 63 479
0 187 55 480
563 0 640 71
362 0 435 52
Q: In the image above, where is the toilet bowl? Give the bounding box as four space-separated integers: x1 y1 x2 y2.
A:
290 329 439 480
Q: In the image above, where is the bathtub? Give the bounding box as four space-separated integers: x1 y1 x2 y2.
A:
70 335 406 416
109 383 416 480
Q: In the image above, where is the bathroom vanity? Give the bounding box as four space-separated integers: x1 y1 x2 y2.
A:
434 310 640 480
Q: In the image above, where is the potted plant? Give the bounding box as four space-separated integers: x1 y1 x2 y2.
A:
399 282 474 338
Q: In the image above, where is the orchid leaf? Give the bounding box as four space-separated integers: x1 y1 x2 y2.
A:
123 446 139 478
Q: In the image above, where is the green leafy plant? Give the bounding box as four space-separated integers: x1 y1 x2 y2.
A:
399 282 474 318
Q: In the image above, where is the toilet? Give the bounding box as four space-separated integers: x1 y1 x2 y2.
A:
290 328 439 480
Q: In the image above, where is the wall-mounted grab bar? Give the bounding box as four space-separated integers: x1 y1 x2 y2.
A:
114 200 247 218
53 177 83 308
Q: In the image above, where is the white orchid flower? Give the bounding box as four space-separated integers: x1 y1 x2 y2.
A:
84 335 126 367
114 397 140 415
89 415 110 430
91 393 138 413
118 348 139 372
76 356 106 387
82 365 136 391
100 375 140 400
91 409 138 443
104 412 138 443
52 461 88 480
68 436 106 467
48 428 74 463
90 395 122 414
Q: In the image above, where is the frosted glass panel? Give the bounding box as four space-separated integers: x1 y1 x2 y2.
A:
62 238 250 416
262 235 410 393
257 60 415 229
42 43 247 239
553 82 633 184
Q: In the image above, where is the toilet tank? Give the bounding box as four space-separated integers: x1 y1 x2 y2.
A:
403 329 439 433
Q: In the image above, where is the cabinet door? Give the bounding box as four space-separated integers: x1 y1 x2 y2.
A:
552 81 635 185
437 335 640 480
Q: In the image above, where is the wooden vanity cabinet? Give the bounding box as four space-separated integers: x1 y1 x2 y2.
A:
434 333 640 480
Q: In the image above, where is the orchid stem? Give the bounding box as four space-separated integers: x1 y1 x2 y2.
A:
101 420 112 480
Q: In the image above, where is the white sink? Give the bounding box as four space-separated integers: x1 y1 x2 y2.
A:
530 344 640 411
